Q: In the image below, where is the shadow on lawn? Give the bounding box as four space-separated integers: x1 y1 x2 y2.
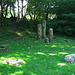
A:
0 63 22 75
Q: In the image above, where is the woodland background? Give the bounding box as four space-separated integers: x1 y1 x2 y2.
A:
0 0 75 36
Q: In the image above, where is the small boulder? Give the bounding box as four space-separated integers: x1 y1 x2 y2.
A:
64 54 75 64
63 39 70 42
45 38 49 43
0 45 10 52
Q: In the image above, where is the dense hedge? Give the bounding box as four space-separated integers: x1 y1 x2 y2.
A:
46 13 75 36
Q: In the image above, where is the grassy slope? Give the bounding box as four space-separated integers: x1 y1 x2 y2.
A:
0 30 75 75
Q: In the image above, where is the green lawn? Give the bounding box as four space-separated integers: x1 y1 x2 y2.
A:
0 31 75 75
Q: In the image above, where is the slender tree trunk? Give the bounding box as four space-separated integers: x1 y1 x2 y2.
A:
13 4 15 17
46 8 48 21
34 11 36 20
29 13 32 20
21 0 23 17
1 0 3 18
5 4 8 18
17 0 20 20
10 0 13 17
46 3 49 21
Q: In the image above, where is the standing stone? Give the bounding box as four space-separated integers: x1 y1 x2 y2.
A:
42 20 46 39
37 24 42 40
49 28 53 42
45 38 49 43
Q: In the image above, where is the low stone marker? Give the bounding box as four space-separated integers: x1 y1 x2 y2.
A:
45 38 49 43
63 39 70 43
0 45 10 52
64 54 75 64
49 28 53 42
1 58 24 66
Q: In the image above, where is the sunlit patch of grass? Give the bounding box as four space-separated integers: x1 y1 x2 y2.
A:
51 44 57 47
34 52 46 55
72 46 75 48
16 32 23 36
58 52 68 55
12 71 23 75
48 53 57 56
57 63 66 66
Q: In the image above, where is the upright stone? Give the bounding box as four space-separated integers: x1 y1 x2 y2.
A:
37 24 42 40
45 38 49 43
49 28 53 42
42 20 46 39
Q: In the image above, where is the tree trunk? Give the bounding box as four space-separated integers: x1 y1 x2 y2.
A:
37 24 42 40
10 0 13 17
34 11 36 20
1 0 3 18
13 4 15 17
17 0 20 20
21 0 23 17
49 28 53 42
5 4 8 18
46 4 49 21
46 11 48 21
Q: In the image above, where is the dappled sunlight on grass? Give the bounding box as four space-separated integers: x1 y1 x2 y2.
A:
66 45 70 47
51 42 68 48
25 29 36 35
72 46 75 49
57 63 66 66
48 52 68 56
0 57 7 60
29 72 36 75
45 45 50 47
58 52 68 55
59 45 64 48
51 44 57 48
12 71 23 75
16 32 23 36
34 52 46 55
48 53 57 56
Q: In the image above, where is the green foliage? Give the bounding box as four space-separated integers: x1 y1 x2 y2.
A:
0 0 75 36
56 13 75 36
15 17 29 31
0 18 13 27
